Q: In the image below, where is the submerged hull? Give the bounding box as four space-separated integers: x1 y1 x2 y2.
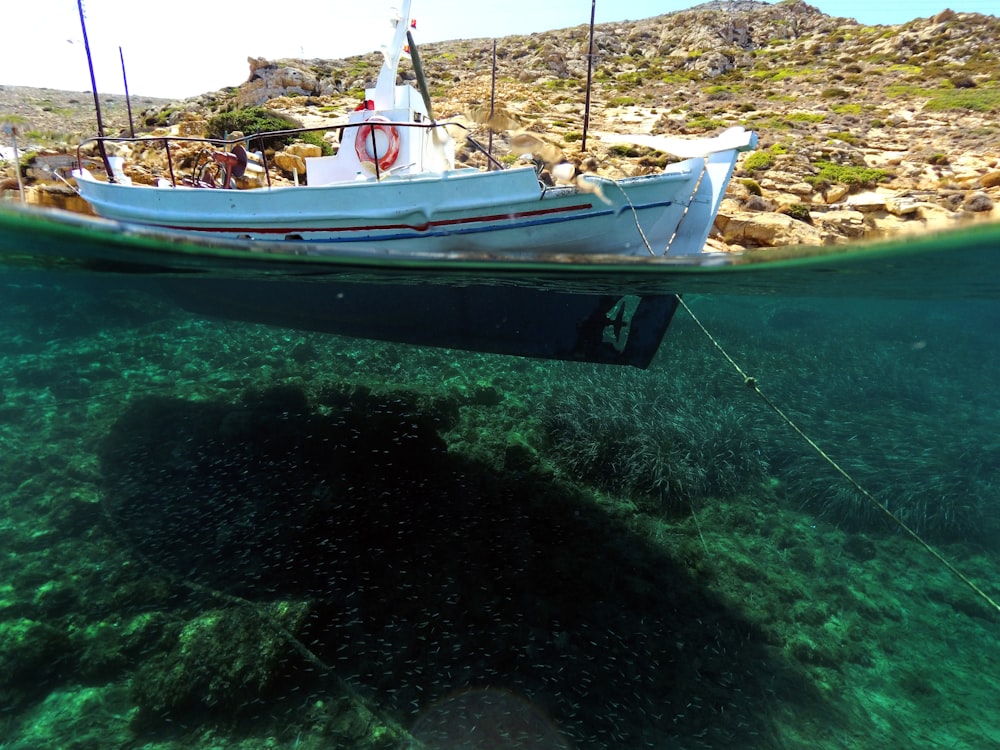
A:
163 277 680 368
0 205 681 367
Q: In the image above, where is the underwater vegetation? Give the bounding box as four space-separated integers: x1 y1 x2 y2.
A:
2 277 1000 749
616 297 1000 545
543 368 770 513
533 295 1000 545
93 377 791 748
744 300 1000 543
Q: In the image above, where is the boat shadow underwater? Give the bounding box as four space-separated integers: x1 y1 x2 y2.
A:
96 383 826 748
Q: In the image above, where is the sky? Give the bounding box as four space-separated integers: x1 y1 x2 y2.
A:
2 0 996 99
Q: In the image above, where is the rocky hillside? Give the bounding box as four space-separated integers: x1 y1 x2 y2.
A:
3 0 999 249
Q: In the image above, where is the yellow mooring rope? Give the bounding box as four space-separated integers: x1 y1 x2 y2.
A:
676 295 1000 617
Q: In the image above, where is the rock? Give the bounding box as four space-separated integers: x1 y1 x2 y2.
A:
715 211 827 248
274 151 306 175
810 209 869 239
745 194 773 212
885 194 921 216
237 57 321 107
774 192 811 211
273 142 323 175
823 184 851 204
0 618 73 711
786 182 815 197
286 142 323 159
175 114 207 137
845 192 887 213
694 51 733 77
963 192 995 212
981 171 1000 189
131 603 310 718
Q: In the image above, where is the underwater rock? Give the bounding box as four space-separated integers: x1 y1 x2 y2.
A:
129 602 310 722
0 618 73 712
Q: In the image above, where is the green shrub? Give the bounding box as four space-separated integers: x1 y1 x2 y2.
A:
785 112 826 123
743 151 774 172
297 131 334 156
616 70 644 88
206 107 303 149
925 88 1000 113
781 203 813 222
827 131 861 144
809 160 888 187
609 143 643 158
686 115 727 131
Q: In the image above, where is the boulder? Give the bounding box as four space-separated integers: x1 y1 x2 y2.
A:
237 58 321 107
274 142 323 175
981 172 1000 189
810 209 869 239
963 192 995 213
845 192 887 213
885 194 921 216
823 184 851 204
715 211 827 248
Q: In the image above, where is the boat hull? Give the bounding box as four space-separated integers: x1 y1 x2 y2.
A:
73 141 747 258
0 205 683 367
161 277 679 368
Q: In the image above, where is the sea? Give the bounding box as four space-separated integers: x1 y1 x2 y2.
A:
1 220 999 749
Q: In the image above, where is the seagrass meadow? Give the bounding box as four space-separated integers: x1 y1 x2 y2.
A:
1 259 1000 749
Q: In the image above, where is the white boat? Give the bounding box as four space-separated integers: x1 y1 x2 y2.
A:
72 0 756 259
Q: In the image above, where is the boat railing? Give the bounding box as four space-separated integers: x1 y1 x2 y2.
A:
75 118 503 188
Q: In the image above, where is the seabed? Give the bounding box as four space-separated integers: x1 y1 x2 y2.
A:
1 272 999 749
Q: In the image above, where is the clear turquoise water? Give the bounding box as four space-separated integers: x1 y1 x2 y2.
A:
1 226 999 749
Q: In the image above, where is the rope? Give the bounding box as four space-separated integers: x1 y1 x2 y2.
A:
675 295 1000 617
606 178 656 256
602 156 710 257
662 156 709 256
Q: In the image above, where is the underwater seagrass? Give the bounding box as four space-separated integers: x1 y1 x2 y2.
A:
541 366 770 513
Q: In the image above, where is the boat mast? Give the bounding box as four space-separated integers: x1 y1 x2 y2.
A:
76 0 114 179
373 0 413 108
582 0 596 152
120 46 135 138
488 39 497 169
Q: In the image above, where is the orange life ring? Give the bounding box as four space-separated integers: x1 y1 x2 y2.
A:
354 116 401 172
